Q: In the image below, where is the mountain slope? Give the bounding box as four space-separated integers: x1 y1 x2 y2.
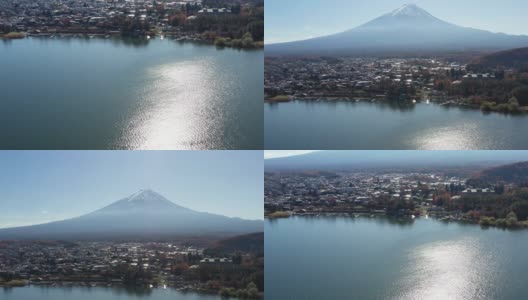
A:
265 151 528 171
205 232 264 256
0 190 263 240
468 162 528 185
266 4 528 55
468 47 528 71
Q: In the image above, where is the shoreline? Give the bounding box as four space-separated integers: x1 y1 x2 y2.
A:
266 211 528 230
0 281 213 296
0 282 261 299
264 96 528 115
3 32 263 50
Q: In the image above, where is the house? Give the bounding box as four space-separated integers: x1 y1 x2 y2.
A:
462 188 495 195
198 8 232 14
199 258 232 265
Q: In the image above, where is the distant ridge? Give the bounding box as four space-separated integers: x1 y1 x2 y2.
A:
266 4 528 55
469 47 528 71
0 190 263 240
468 161 528 185
205 232 264 256
265 151 528 171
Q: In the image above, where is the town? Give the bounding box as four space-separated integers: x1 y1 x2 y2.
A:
0 237 263 298
264 56 528 113
0 0 264 48
264 170 528 228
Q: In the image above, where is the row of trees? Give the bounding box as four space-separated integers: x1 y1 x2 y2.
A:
440 187 528 228
432 66 528 109
0 24 14 34
182 9 264 41
385 81 418 101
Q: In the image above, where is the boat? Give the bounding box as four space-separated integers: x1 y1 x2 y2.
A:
163 284 167 289
149 284 153 288
411 215 416 219
146 35 151 39
160 35 164 40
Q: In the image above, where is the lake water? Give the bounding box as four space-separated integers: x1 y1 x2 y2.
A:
266 216 528 300
0 37 263 149
265 101 528 150
1 286 221 300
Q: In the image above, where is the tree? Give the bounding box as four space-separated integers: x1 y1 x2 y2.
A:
505 211 519 227
512 201 528 221
495 184 505 195
247 20 263 41
169 12 186 26
513 86 528 106
232 254 242 265
246 282 259 297
495 70 505 80
231 4 241 14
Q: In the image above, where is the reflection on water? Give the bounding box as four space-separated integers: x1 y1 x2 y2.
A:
412 121 487 150
265 101 528 150
2 286 220 300
393 238 496 300
266 217 528 300
118 59 224 149
0 38 262 149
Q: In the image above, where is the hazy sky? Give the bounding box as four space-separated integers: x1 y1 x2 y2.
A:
0 151 263 228
264 151 318 159
266 0 528 44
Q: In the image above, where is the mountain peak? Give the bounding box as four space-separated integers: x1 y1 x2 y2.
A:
355 2 447 31
0 189 263 240
390 3 430 17
92 189 188 214
126 189 166 202
266 2 528 55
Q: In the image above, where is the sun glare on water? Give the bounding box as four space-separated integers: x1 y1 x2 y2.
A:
393 238 497 300
118 58 234 150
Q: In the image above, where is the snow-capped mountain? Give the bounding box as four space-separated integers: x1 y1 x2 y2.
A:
93 189 190 214
266 3 528 55
389 3 435 17
0 190 263 240
356 3 452 30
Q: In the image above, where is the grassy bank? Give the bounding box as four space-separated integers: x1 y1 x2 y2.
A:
214 33 263 49
480 99 528 114
265 95 292 103
266 211 291 219
479 213 528 229
1 32 26 39
0 280 28 287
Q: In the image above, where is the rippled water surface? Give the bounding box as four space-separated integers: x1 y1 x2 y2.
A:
265 101 528 149
1 286 220 300
0 38 263 149
266 216 528 300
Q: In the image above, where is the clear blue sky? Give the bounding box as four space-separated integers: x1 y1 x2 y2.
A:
266 0 528 44
0 151 263 228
